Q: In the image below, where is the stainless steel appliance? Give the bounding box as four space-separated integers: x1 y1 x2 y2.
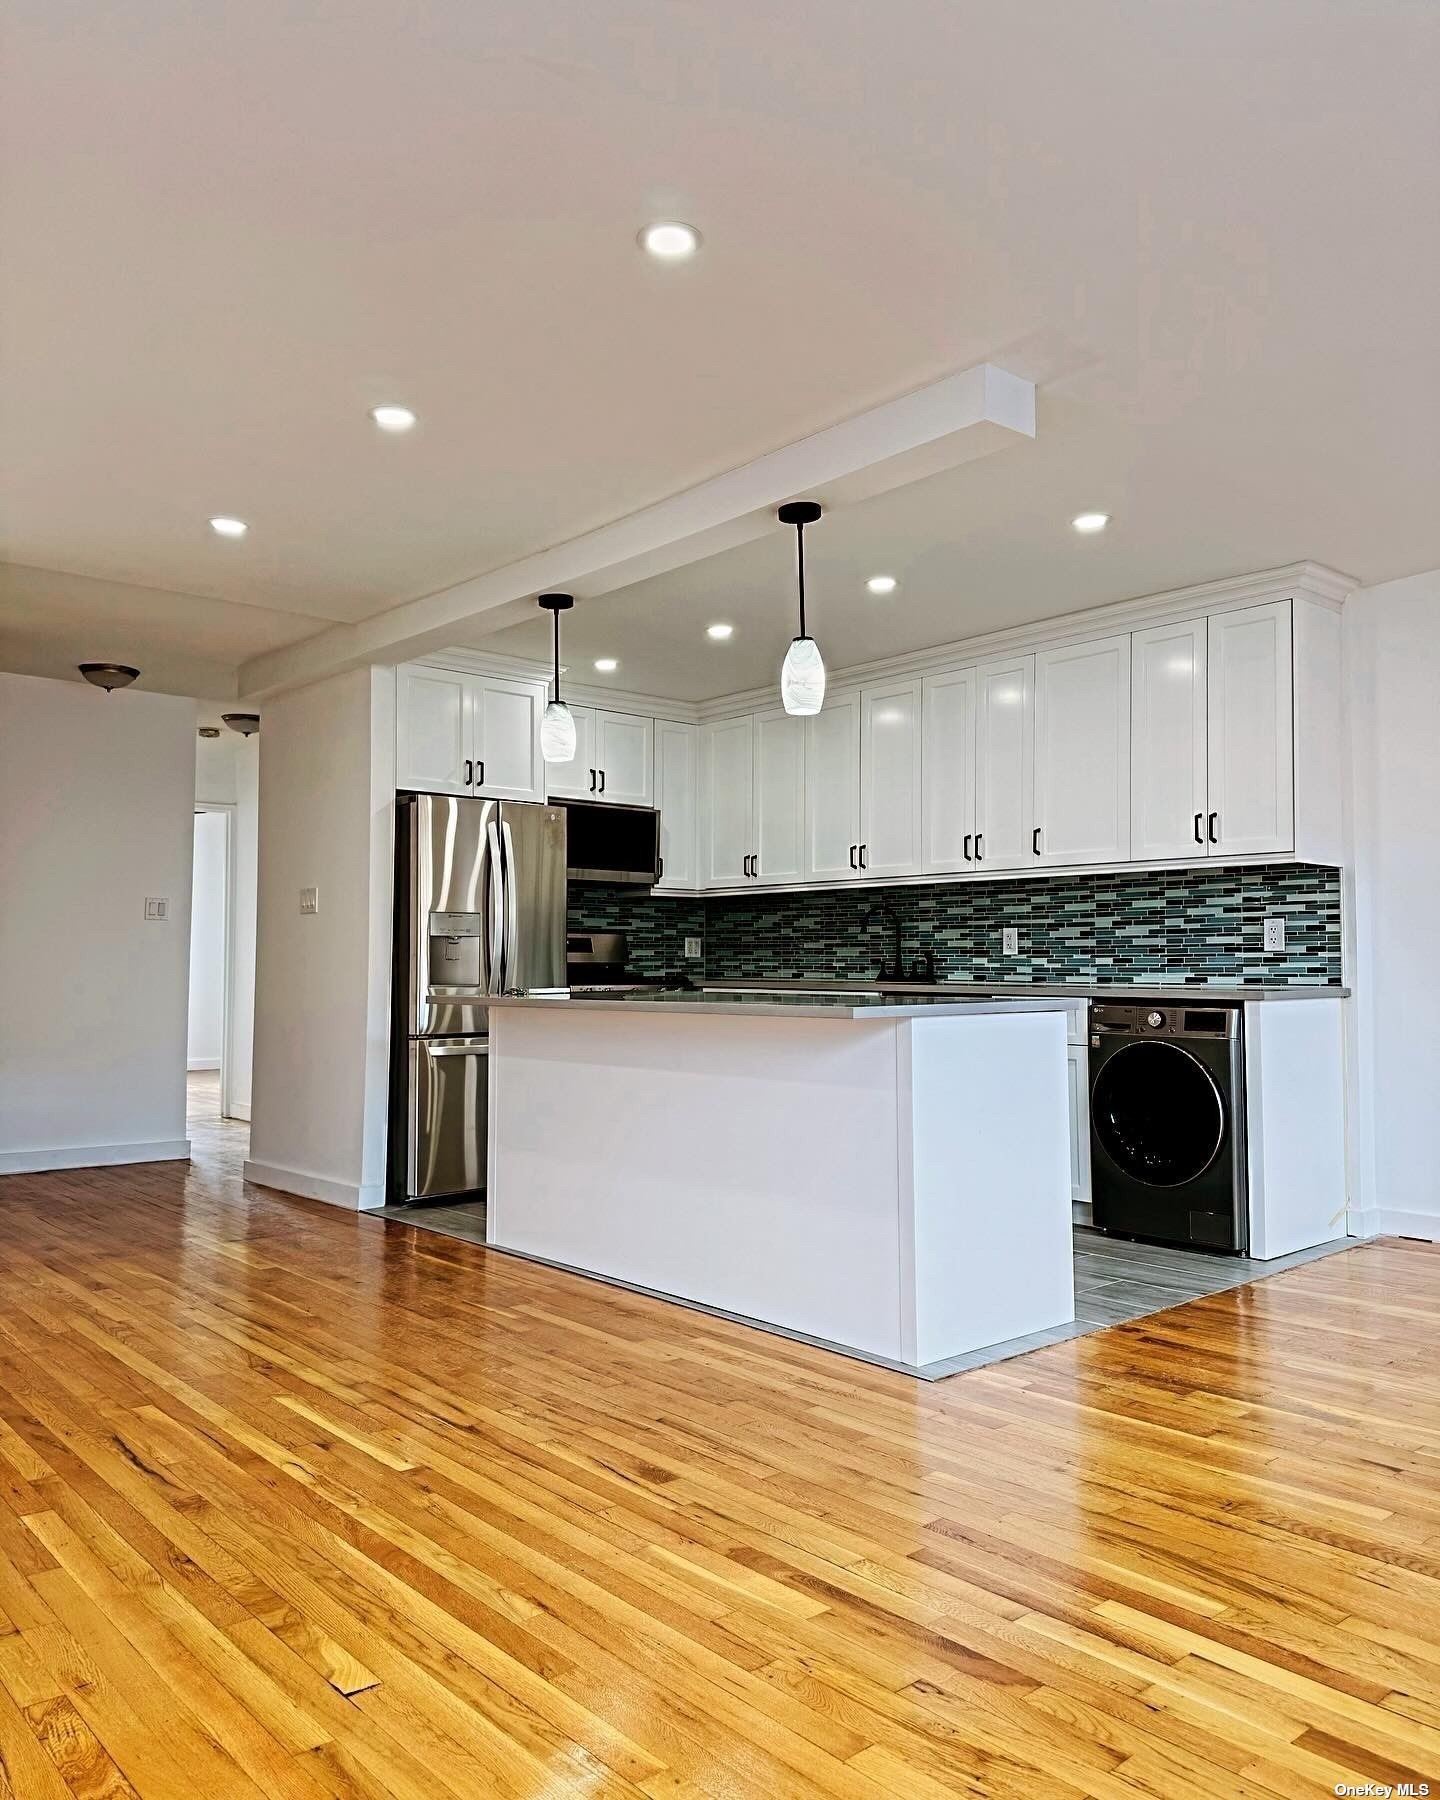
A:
555 799 661 885
1089 1001 1247 1252
389 792 566 1203
564 929 694 994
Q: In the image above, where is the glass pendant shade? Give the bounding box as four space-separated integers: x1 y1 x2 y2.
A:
540 699 577 762
780 635 826 716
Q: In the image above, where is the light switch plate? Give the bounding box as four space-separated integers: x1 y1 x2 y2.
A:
299 887 319 915
144 896 168 921
1263 916 1285 952
684 936 702 959
1002 927 1019 955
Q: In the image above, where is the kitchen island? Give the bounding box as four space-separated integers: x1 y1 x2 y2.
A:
485 990 1076 1373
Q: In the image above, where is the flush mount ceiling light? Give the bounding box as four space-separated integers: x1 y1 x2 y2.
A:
777 500 826 717
78 662 139 692
706 622 734 640
537 594 578 762
197 725 221 739
209 516 248 538
867 574 897 595
593 658 619 673
370 404 417 433
222 712 261 736
1071 512 1110 534
639 220 700 260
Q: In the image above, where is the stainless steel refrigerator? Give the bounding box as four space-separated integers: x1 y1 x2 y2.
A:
389 792 566 1203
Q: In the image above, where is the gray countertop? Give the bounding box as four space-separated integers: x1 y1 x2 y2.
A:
698 977 1349 1004
486 990 1076 1021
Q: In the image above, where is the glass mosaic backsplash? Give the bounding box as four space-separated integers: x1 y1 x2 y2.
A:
570 863 1344 987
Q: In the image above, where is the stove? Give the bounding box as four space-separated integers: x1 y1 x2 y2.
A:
565 930 693 995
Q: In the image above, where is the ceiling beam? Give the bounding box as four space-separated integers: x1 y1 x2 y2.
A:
238 363 1034 699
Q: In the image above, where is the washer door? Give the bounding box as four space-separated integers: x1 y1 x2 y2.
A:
1091 1040 1226 1187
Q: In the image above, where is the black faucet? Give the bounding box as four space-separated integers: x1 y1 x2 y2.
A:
863 903 904 982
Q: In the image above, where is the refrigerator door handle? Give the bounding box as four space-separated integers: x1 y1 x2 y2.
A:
486 818 505 994
501 819 519 993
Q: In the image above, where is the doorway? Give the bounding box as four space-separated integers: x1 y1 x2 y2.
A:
188 806 234 1125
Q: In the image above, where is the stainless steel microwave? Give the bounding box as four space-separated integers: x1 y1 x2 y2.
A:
556 799 661 886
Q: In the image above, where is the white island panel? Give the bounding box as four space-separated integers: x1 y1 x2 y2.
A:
488 1007 907 1357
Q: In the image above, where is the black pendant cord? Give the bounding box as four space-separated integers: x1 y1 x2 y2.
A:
795 521 807 640
552 610 562 701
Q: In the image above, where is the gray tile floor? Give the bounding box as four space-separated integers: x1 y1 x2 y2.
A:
372 1199 1354 1381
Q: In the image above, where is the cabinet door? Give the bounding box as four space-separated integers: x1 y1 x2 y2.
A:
753 709 806 885
1207 601 1294 856
653 721 698 890
972 655 1033 870
595 710 654 806
1131 618 1208 861
922 667 977 873
1032 635 1130 866
702 716 754 885
860 678 922 879
805 694 861 882
542 705 596 801
474 675 546 801
396 666 474 795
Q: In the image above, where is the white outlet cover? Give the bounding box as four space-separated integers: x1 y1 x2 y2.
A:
684 936 702 959
299 886 319 915
1263 916 1285 952
1002 927 1019 955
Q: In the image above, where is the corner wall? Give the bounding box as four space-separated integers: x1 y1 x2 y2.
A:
1344 568 1440 1240
0 673 196 1172
245 667 395 1209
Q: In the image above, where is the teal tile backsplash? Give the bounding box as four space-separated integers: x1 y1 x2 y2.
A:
569 863 1343 988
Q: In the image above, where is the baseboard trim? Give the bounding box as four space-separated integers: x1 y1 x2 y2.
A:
1345 1207 1383 1239
187 1058 221 1072
0 1140 191 1176
1375 1208 1440 1243
225 1102 251 1122
1071 1198 1093 1226
242 1159 385 1212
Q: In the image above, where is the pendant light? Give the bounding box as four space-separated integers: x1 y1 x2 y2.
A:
777 501 826 715
537 594 578 762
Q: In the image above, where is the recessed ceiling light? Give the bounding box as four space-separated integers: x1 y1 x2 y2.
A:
370 404 417 433
1071 512 1110 534
209 516 247 538
639 221 700 260
867 575 897 595
706 622 734 640
593 658 619 673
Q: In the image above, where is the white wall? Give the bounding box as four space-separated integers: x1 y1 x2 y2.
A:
1345 567 1440 1239
187 810 227 1069
0 673 196 1171
245 666 395 1209
227 736 258 1117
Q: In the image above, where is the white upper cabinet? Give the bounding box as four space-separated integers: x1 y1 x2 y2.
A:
922 667 978 874
594 711 654 806
653 720 698 890
1131 618 1209 861
542 707 597 800
702 715 755 885
805 694 862 881
1032 634 1131 867
753 710 807 885
1207 601 1294 856
972 655 1034 870
859 679 922 880
397 666 472 795
397 666 545 801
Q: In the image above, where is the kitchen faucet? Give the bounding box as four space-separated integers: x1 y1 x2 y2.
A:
863 903 904 982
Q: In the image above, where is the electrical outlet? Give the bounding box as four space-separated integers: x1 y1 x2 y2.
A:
684 936 702 959
299 887 319 915
1263 916 1286 953
143 896 168 921
1002 927 1019 956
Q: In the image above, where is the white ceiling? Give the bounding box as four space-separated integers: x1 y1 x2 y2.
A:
2 1 1438 698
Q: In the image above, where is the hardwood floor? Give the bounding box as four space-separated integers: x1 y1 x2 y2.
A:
0 1112 1435 1796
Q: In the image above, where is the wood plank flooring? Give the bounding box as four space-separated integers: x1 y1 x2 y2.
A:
0 1099 1435 1794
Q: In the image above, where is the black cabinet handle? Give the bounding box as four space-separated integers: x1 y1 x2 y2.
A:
1032 826 1043 856
858 843 868 870
588 768 596 792
463 759 473 786
1207 811 1218 844
476 759 484 787
1194 812 1204 845
963 832 972 861
599 769 606 795
975 832 984 861
849 844 857 870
